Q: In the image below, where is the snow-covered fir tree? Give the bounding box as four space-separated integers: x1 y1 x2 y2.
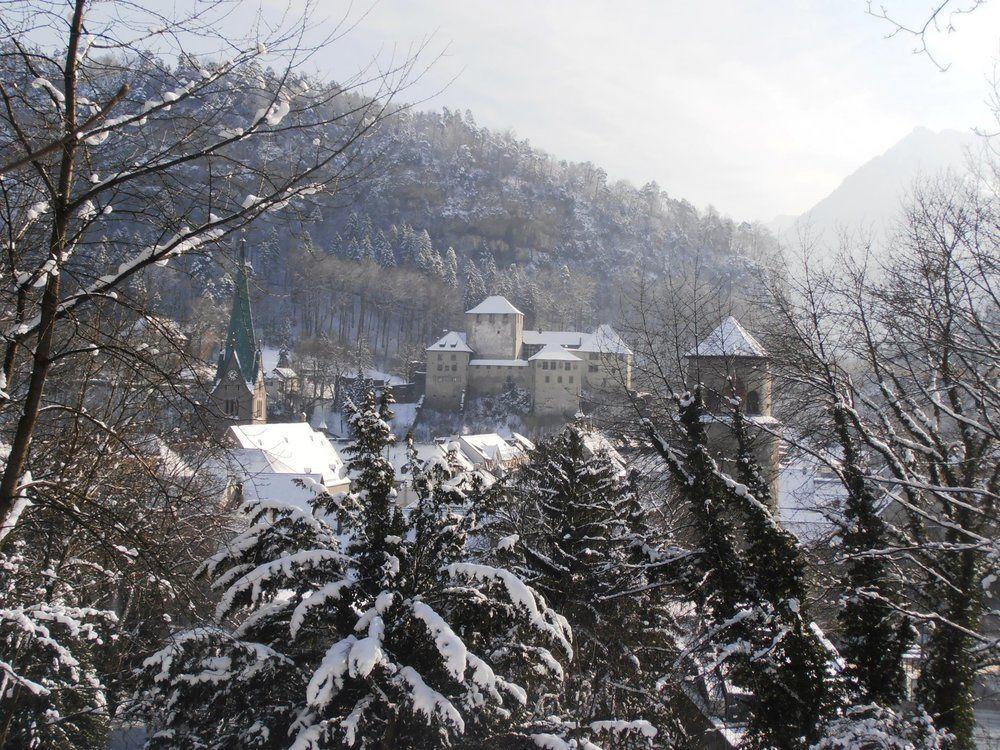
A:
136 387 572 749
0 540 115 749
646 392 845 750
830 404 913 706
487 425 685 748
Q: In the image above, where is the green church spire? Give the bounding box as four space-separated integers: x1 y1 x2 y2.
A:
216 241 261 385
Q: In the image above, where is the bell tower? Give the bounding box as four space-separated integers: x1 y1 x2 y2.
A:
685 317 780 499
205 242 267 430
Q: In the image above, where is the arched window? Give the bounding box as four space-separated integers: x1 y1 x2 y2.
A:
224 399 239 417
747 390 761 415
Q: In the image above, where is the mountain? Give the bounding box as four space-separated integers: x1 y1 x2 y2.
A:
770 127 987 242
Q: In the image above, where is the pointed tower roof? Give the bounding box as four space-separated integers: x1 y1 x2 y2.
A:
216 242 262 384
686 316 768 358
465 295 523 315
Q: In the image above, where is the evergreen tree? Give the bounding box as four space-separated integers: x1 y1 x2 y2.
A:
464 261 487 307
0 541 114 749
136 386 572 749
373 230 395 268
646 392 845 750
444 247 459 287
490 425 686 747
830 404 913 706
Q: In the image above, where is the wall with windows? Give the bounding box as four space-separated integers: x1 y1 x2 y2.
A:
465 312 523 359
467 362 530 397
581 351 632 392
531 359 583 416
425 350 469 408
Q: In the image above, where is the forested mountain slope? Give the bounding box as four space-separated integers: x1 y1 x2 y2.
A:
87 59 780 362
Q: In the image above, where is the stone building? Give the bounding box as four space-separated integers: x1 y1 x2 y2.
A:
202 249 267 432
425 295 632 418
685 316 781 498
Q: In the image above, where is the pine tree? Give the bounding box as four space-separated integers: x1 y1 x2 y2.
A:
730 404 846 750
373 230 395 268
137 386 572 749
444 247 459 287
490 425 686 747
1 541 114 749
645 392 845 750
830 404 913 706
464 261 487 307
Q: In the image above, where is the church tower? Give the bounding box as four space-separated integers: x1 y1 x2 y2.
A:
685 316 781 499
206 244 266 429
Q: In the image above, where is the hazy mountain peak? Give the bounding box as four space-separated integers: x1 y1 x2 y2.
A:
771 127 986 242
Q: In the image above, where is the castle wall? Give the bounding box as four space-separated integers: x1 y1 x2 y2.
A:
467 362 530 397
465 312 522 359
425 350 469 409
688 356 772 416
531 359 582 416
581 352 633 392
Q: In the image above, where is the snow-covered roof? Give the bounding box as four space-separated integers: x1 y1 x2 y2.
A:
227 422 346 485
522 330 584 347
240 472 327 511
458 433 526 465
528 343 582 362
271 366 297 379
469 358 529 367
465 295 523 316
578 324 631 355
427 331 473 353
686 316 768 358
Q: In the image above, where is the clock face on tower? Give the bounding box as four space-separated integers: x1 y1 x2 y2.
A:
227 370 238 381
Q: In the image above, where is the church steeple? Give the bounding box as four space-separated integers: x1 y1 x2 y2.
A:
216 241 262 386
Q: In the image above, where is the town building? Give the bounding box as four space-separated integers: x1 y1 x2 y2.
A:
217 422 350 511
685 316 782 498
425 296 632 418
202 247 267 432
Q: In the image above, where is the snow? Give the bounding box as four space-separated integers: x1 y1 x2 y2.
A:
469 358 529 367
445 563 573 659
496 534 519 551
395 666 465 732
578 324 631 355
227 422 347 486
465 295 523 315
411 601 467 680
522 330 585 347
777 457 845 542
590 719 657 738
686 316 768 358
427 331 473 353
528 344 582 362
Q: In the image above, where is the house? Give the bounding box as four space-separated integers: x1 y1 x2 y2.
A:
219 422 350 511
424 295 632 418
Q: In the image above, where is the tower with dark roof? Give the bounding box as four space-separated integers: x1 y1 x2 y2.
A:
206 244 267 429
685 316 781 499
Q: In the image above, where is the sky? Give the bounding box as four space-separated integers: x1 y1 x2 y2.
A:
167 2 1000 220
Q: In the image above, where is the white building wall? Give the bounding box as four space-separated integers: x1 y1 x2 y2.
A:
425 350 469 408
531 359 582 416
465 312 523 359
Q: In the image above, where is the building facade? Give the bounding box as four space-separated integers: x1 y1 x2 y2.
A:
425 296 632 418
202 248 267 432
685 316 781 499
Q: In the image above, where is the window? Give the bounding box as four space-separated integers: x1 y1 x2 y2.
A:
451 353 456 361
545 375 550 383
747 390 761 415
589 364 598 373
451 364 457 372
557 376 563 384
224 399 239 416
489 314 495 323
568 376 574 383
565 362 571 371
437 364 443 371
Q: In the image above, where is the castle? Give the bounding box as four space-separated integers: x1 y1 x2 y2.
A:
424 296 633 417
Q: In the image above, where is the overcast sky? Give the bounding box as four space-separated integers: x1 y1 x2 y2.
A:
268 2 998 220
